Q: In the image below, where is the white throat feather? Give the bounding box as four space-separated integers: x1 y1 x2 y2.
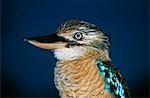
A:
54 46 87 61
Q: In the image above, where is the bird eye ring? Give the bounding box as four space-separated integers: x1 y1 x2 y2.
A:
73 32 84 40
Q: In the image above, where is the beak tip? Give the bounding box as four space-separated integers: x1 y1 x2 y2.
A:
24 39 28 41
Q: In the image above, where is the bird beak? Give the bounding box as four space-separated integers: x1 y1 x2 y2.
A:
25 33 68 50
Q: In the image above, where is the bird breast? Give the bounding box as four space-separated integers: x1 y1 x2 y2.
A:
54 56 113 98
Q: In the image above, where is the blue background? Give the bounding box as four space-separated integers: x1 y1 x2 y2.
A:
2 0 149 97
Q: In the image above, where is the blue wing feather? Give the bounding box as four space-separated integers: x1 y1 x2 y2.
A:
96 59 130 98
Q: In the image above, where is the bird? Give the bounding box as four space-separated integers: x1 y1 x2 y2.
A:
26 20 131 98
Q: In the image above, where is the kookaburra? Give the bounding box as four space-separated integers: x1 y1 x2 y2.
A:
26 20 130 98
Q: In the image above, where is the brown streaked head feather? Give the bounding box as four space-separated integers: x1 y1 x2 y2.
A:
56 20 100 34
56 20 111 51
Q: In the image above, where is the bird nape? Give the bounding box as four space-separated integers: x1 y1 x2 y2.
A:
25 19 131 98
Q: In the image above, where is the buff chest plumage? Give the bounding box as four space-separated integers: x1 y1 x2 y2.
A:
26 20 130 98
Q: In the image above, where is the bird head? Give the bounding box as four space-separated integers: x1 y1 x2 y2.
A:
26 20 111 61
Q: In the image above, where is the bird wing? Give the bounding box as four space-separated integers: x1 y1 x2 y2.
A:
95 59 131 98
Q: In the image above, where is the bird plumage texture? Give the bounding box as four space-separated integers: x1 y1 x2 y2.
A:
96 60 130 98
26 20 130 98
54 47 113 98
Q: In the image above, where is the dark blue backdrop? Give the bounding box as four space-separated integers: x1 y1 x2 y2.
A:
2 0 149 97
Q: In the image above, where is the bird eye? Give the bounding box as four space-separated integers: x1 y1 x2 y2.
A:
73 32 84 40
